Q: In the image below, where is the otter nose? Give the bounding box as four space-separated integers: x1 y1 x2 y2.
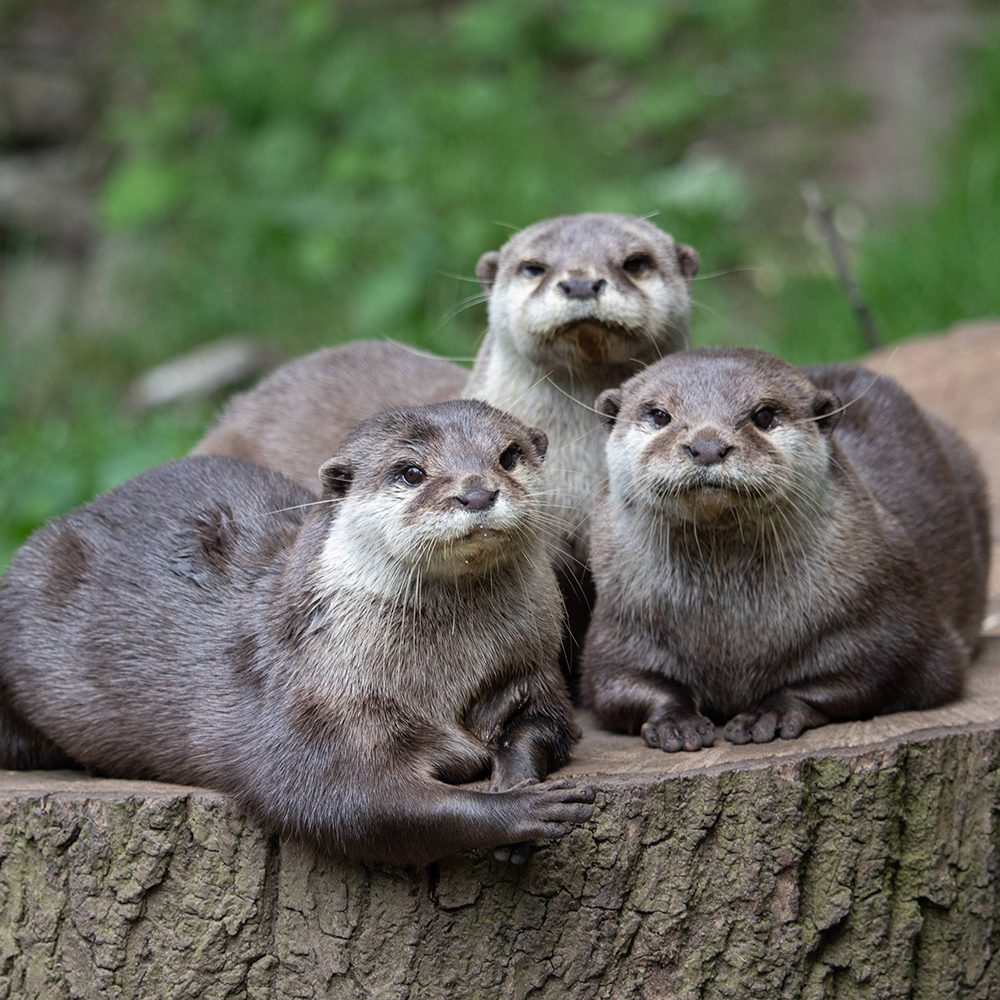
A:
557 276 606 300
684 440 733 466
455 488 499 512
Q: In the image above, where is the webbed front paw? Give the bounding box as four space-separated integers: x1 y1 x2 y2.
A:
724 698 826 744
641 710 715 752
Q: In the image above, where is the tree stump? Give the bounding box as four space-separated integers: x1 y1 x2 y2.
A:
2 321 998 999
2 644 999 999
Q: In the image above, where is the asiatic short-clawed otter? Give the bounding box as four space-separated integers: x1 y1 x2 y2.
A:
582 348 989 749
0 400 594 865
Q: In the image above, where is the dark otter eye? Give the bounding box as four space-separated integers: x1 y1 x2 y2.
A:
752 406 779 430
519 262 545 278
499 443 523 471
623 254 654 276
399 466 426 486
647 408 671 429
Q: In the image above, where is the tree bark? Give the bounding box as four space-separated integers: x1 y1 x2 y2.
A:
1 638 999 999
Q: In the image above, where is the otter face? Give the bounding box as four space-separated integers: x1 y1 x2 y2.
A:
476 213 698 374
318 400 550 580
597 349 840 526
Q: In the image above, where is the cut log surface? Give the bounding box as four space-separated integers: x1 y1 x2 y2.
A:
2 322 999 999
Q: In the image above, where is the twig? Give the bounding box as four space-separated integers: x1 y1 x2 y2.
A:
802 182 883 350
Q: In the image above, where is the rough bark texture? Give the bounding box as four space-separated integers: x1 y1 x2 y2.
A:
2 321 998 998
2 640 999 999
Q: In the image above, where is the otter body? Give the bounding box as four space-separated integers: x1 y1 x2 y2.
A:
194 339 467 490
582 349 989 750
1 401 593 865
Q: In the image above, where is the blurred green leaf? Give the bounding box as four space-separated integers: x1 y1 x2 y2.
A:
100 158 184 227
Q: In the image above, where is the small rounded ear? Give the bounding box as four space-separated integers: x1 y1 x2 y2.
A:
596 389 622 430
475 250 500 294
812 391 841 435
318 458 353 498
527 427 548 462
676 243 700 280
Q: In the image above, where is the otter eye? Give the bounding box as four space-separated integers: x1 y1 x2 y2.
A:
519 262 545 278
623 254 654 276
499 443 523 471
647 408 671 429
399 466 426 486
751 406 779 430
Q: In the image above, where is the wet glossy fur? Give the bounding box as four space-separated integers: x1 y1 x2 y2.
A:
582 349 989 750
0 401 593 865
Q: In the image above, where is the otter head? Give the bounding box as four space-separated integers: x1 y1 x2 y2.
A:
597 348 840 527
476 213 698 376
317 400 550 583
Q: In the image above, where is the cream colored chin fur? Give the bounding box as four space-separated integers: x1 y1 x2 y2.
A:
465 294 689 563
315 484 544 597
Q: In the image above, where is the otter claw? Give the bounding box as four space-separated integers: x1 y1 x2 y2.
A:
512 778 596 842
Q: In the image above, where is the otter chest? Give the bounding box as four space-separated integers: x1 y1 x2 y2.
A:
639 549 830 715
512 392 606 555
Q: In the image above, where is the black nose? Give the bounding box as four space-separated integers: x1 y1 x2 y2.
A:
684 441 732 466
557 276 606 300
456 488 499 512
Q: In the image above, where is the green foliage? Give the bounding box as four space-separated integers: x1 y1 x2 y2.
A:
858 34 1000 338
764 27 1000 362
95 0 846 358
0 334 211 568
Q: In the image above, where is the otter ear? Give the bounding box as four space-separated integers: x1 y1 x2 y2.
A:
812 391 841 435
676 243 700 280
527 427 548 462
318 458 353 498
596 389 622 430
475 250 500 293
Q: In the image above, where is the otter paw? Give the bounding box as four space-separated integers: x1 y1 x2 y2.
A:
641 711 715 752
512 778 596 842
724 703 816 744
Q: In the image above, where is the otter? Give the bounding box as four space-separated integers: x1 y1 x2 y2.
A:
0 400 594 865
194 213 699 665
193 339 468 479
582 348 989 750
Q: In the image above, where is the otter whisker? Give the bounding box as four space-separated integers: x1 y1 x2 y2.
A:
438 270 487 285
542 376 607 417
376 337 477 365
689 297 735 331
689 266 765 282
506 369 557 412
251 496 349 520
436 293 491 329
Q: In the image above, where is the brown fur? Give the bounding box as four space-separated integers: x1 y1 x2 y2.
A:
582 349 990 750
195 340 466 491
0 400 593 865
